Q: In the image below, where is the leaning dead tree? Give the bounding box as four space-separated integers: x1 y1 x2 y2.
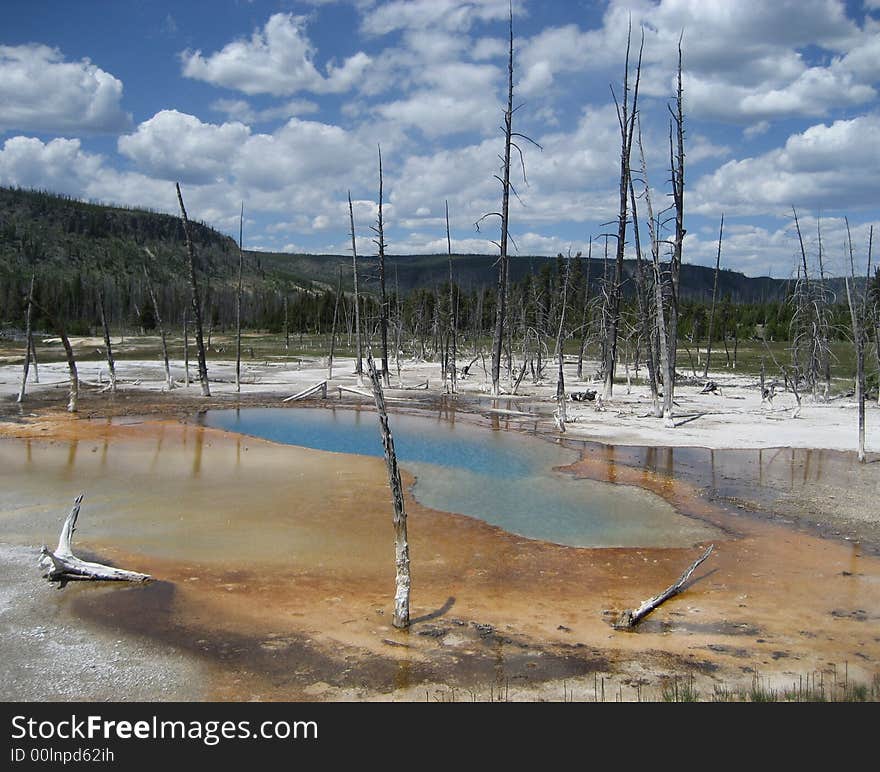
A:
615 544 714 629
366 351 411 629
176 183 210 397
845 220 873 463
348 190 364 383
604 23 643 400
39 493 151 585
17 273 35 403
142 250 174 390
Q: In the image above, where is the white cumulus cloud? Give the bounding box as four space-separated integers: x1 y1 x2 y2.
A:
0 44 130 134
181 13 371 96
118 110 251 184
692 114 880 215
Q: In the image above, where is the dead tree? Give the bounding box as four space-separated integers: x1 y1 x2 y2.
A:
372 146 390 386
366 351 410 629
615 544 714 629
629 176 660 415
236 201 244 393
142 251 174 390
845 220 873 463
639 43 686 428
604 23 643 399
665 37 686 427
17 273 35 403
328 266 342 380
39 494 151 585
175 183 210 397
394 264 403 382
638 114 674 426
348 191 364 383
555 253 572 431
790 208 830 399
283 294 290 351
96 282 117 393
28 294 78 412
703 214 724 379
446 200 457 394
477 5 540 396
577 239 593 380
28 328 39 384
816 215 832 398
182 307 190 387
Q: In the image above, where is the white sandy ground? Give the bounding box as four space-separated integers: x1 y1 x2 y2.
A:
1 347 875 453
0 544 208 701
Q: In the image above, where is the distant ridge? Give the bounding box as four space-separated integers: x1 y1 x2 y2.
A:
0 186 860 306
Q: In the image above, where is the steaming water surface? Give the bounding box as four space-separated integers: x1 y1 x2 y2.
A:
202 407 720 548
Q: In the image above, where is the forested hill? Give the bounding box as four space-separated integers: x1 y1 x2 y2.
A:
255 249 797 303
0 186 858 333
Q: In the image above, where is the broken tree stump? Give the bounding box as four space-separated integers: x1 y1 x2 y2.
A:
614 544 714 629
39 494 152 586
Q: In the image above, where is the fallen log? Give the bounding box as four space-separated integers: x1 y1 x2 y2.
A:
282 380 328 402
39 494 151 586
337 385 373 399
614 544 714 629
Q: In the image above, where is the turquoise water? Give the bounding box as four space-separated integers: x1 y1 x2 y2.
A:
201 407 720 548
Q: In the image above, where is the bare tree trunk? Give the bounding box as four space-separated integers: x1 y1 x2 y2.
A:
29 294 77 412
366 352 410 629
661 40 686 428
577 239 593 380
604 24 643 399
817 216 832 399
488 9 515 398
555 255 570 430
348 191 363 383
17 273 35 403
183 308 190 387
283 294 289 352
446 200 457 394
29 331 39 383
236 202 244 392
703 214 723 379
374 146 390 386
845 221 872 463
96 283 117 393
142 254 174 391
175 183 210 397
638 115 673 426
629 178 660 415
394 264 403 383
329 267 342 380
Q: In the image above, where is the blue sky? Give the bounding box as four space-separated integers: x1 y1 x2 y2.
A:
1 0 878 278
